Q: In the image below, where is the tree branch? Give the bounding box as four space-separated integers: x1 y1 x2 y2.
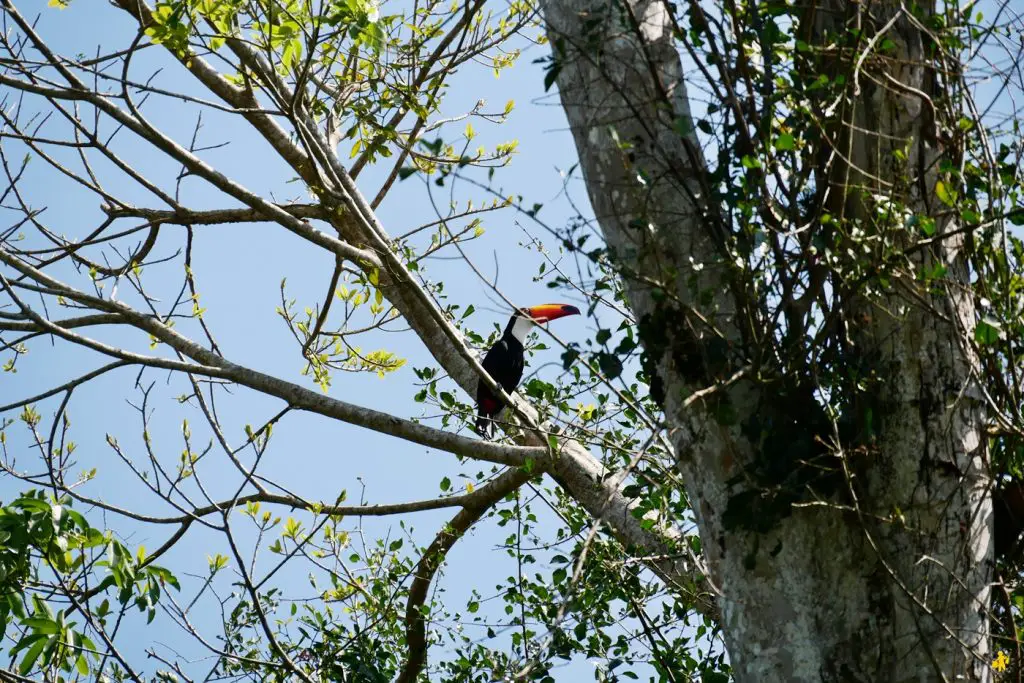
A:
0 248 548 468
101 203 326 226
397 467 532 683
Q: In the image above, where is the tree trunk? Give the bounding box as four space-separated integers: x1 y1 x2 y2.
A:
541 0 993 679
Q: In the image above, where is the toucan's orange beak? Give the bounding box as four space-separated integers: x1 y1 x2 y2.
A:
526 303 580 323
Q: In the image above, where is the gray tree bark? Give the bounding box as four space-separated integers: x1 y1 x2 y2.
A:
541 0 993 679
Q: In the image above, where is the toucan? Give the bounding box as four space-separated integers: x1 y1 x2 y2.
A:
475 303 581 437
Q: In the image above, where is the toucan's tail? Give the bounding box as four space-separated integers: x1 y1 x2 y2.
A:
476 395 500 439
475 412 493 439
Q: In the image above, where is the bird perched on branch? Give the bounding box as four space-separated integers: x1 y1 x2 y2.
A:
475 304 580 437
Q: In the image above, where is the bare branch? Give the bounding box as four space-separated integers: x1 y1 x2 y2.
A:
397 467 533 683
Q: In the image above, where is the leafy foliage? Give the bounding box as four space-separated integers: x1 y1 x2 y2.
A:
0 491 179 678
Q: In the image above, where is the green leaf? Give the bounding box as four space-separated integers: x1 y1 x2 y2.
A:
774 133 796 151
19 635 47 675
918 216 936 237
440 477 451 492
597 352 623 379
22 617 58 634
148 565 181 590
934 180 956 206
975 318 1002 345
543 63 561 92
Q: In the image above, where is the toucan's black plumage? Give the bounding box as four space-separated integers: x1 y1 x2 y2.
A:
475 327 525 436
475 304 580 436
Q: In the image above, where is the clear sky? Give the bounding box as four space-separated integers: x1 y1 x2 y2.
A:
0 1 646 680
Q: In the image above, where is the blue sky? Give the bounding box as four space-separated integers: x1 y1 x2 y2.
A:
0 1 646 680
